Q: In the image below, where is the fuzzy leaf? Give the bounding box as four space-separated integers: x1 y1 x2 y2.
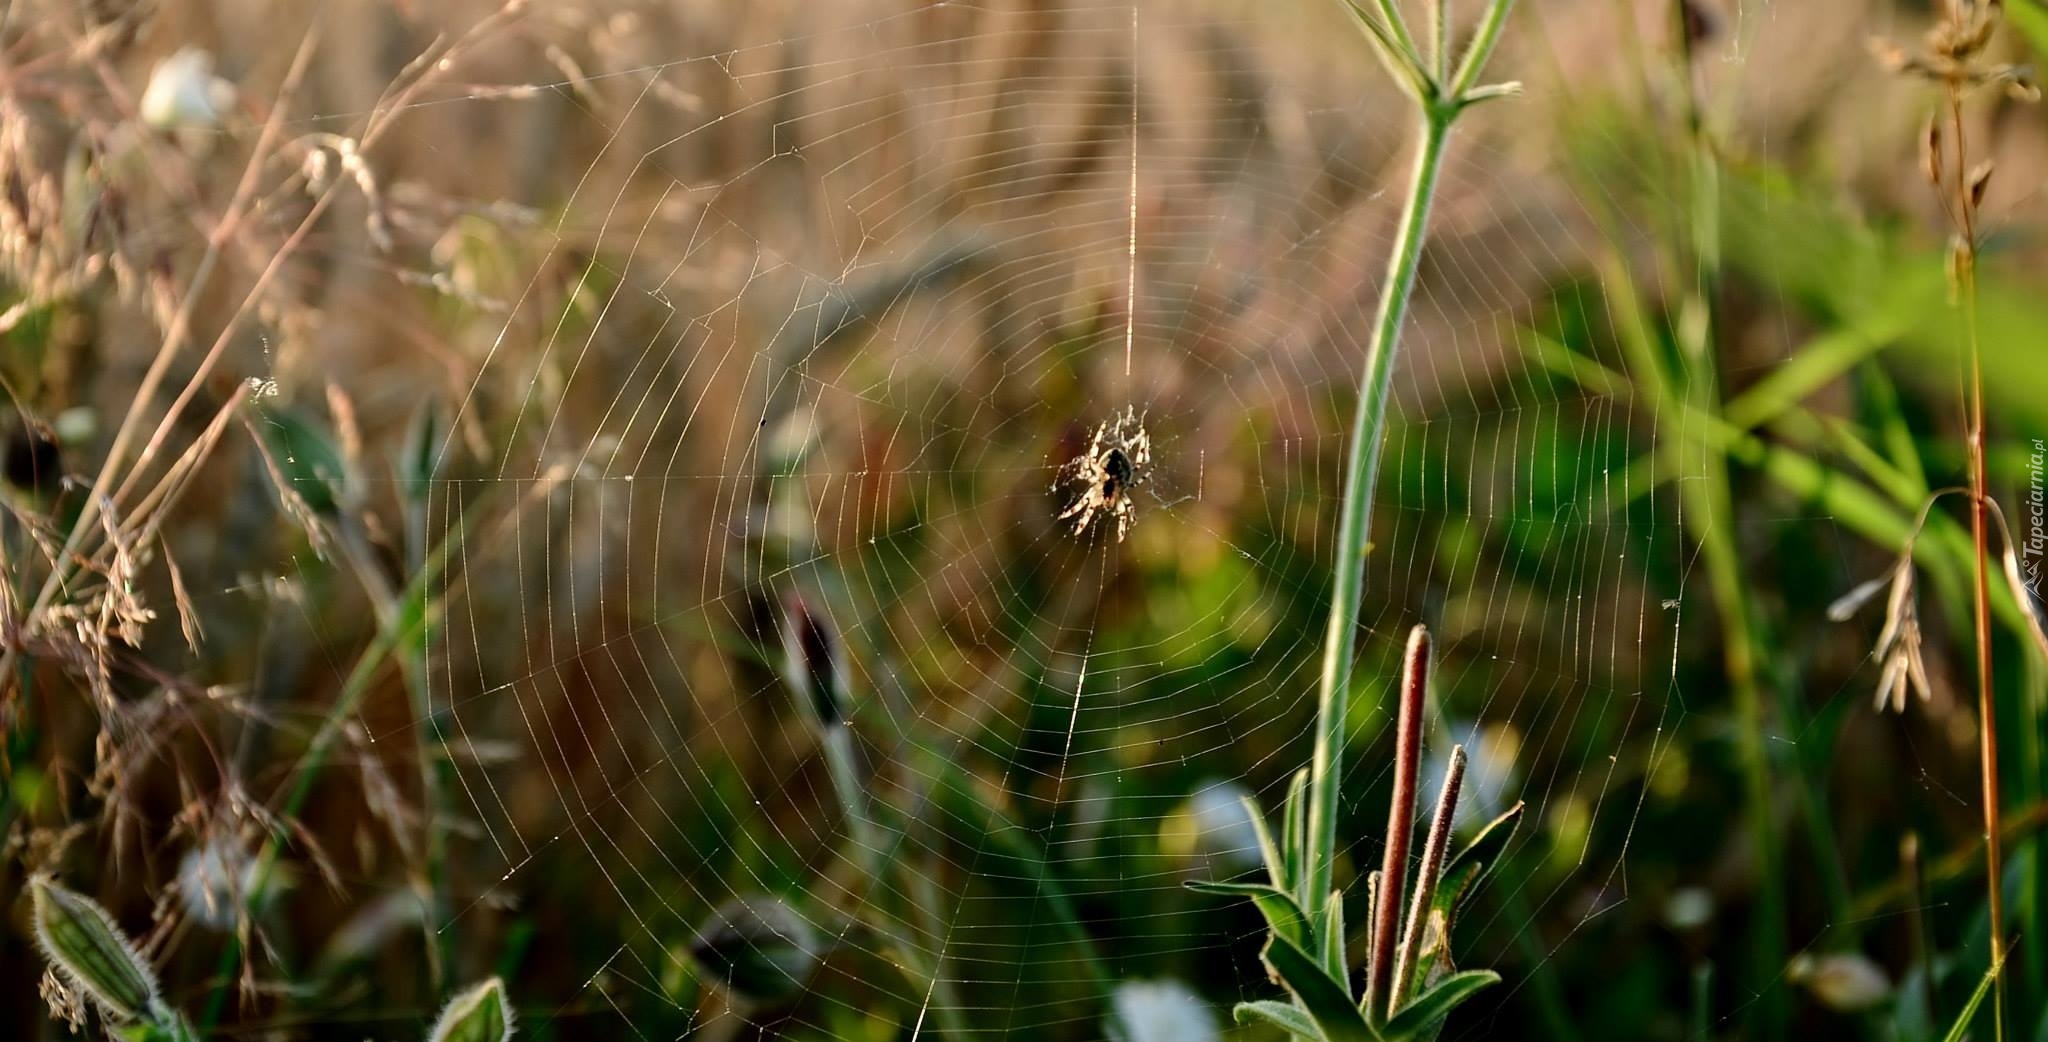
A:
1239 793 1289 893
1261 933 1379 1042
1186 881 1310 949
1282 768 1310 908
1432 861 1477 922
31 876 161 1023
1444 801 1523 903
1382 969 1499 1040
1323 888 1347 978
1235 999 1324 1039
429 977 515 1042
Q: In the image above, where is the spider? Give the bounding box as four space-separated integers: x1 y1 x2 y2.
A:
1054 406 1151 542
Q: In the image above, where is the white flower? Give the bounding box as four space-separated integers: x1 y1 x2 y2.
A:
1662 887 1714 930
1108 979 1219 1042
140 49 235 130
1787 951 1891 1012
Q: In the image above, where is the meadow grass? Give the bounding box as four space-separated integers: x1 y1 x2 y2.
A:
4 2 2048 1040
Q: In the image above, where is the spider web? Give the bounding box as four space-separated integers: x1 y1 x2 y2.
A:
314 0 1774 1036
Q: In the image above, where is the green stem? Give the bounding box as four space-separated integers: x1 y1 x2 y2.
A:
1305 109 1452 929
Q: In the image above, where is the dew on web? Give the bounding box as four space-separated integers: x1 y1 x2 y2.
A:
332 1 1737 1036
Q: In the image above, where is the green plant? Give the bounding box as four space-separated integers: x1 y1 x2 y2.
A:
33 873 515 1042
1187 0 1523 1037
30 875 197 1042
1303 0 1520 933
1194 628 1523 1039
427 977 515 1042
1870 4 2042 1036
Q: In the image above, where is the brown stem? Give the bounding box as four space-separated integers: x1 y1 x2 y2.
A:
1392 743 1465 1012
1366 625 1431 1022
1950 84 2006 1040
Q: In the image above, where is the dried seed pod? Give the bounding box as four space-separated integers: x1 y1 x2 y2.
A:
2005 69 2041 102
1921 114 1943 188
1966 159 1995 209
688 897 821 1005
29 876 162 1023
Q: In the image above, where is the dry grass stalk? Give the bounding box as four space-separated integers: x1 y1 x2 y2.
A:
1869 2 2039 1033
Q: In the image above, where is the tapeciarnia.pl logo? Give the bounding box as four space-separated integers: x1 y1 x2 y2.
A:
2027 439 2045 594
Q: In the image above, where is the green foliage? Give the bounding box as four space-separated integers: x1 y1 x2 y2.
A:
31 875 160 1022
428 977 515 1042
1184 882 1310 950
1199 0 1523 1037
30 876 196 1042
1260 932 1377 1042
249 401 350 518
33 876 517 1042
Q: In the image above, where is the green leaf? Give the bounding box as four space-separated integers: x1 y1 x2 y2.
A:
1282 768 1310 910
1186 881 1310 949
1261 934 1379 1042
398 400 444 504
30 875 162 1023
1444 801 1523 905
1336 0 1434 102
113 1023 194 1042
251 403 349 517
429 977 515 1042
1382 969 1499 1040
2007 0 2048 61
1239 793 1289 893
1323 888 1347 978
1937 959 1998 1042
1235 999 1323 1039
1415 863 1474 987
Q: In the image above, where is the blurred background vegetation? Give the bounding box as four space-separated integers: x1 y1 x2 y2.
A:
2 0 2046 1039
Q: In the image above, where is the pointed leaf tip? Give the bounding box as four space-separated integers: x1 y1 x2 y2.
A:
429 977 515 1042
